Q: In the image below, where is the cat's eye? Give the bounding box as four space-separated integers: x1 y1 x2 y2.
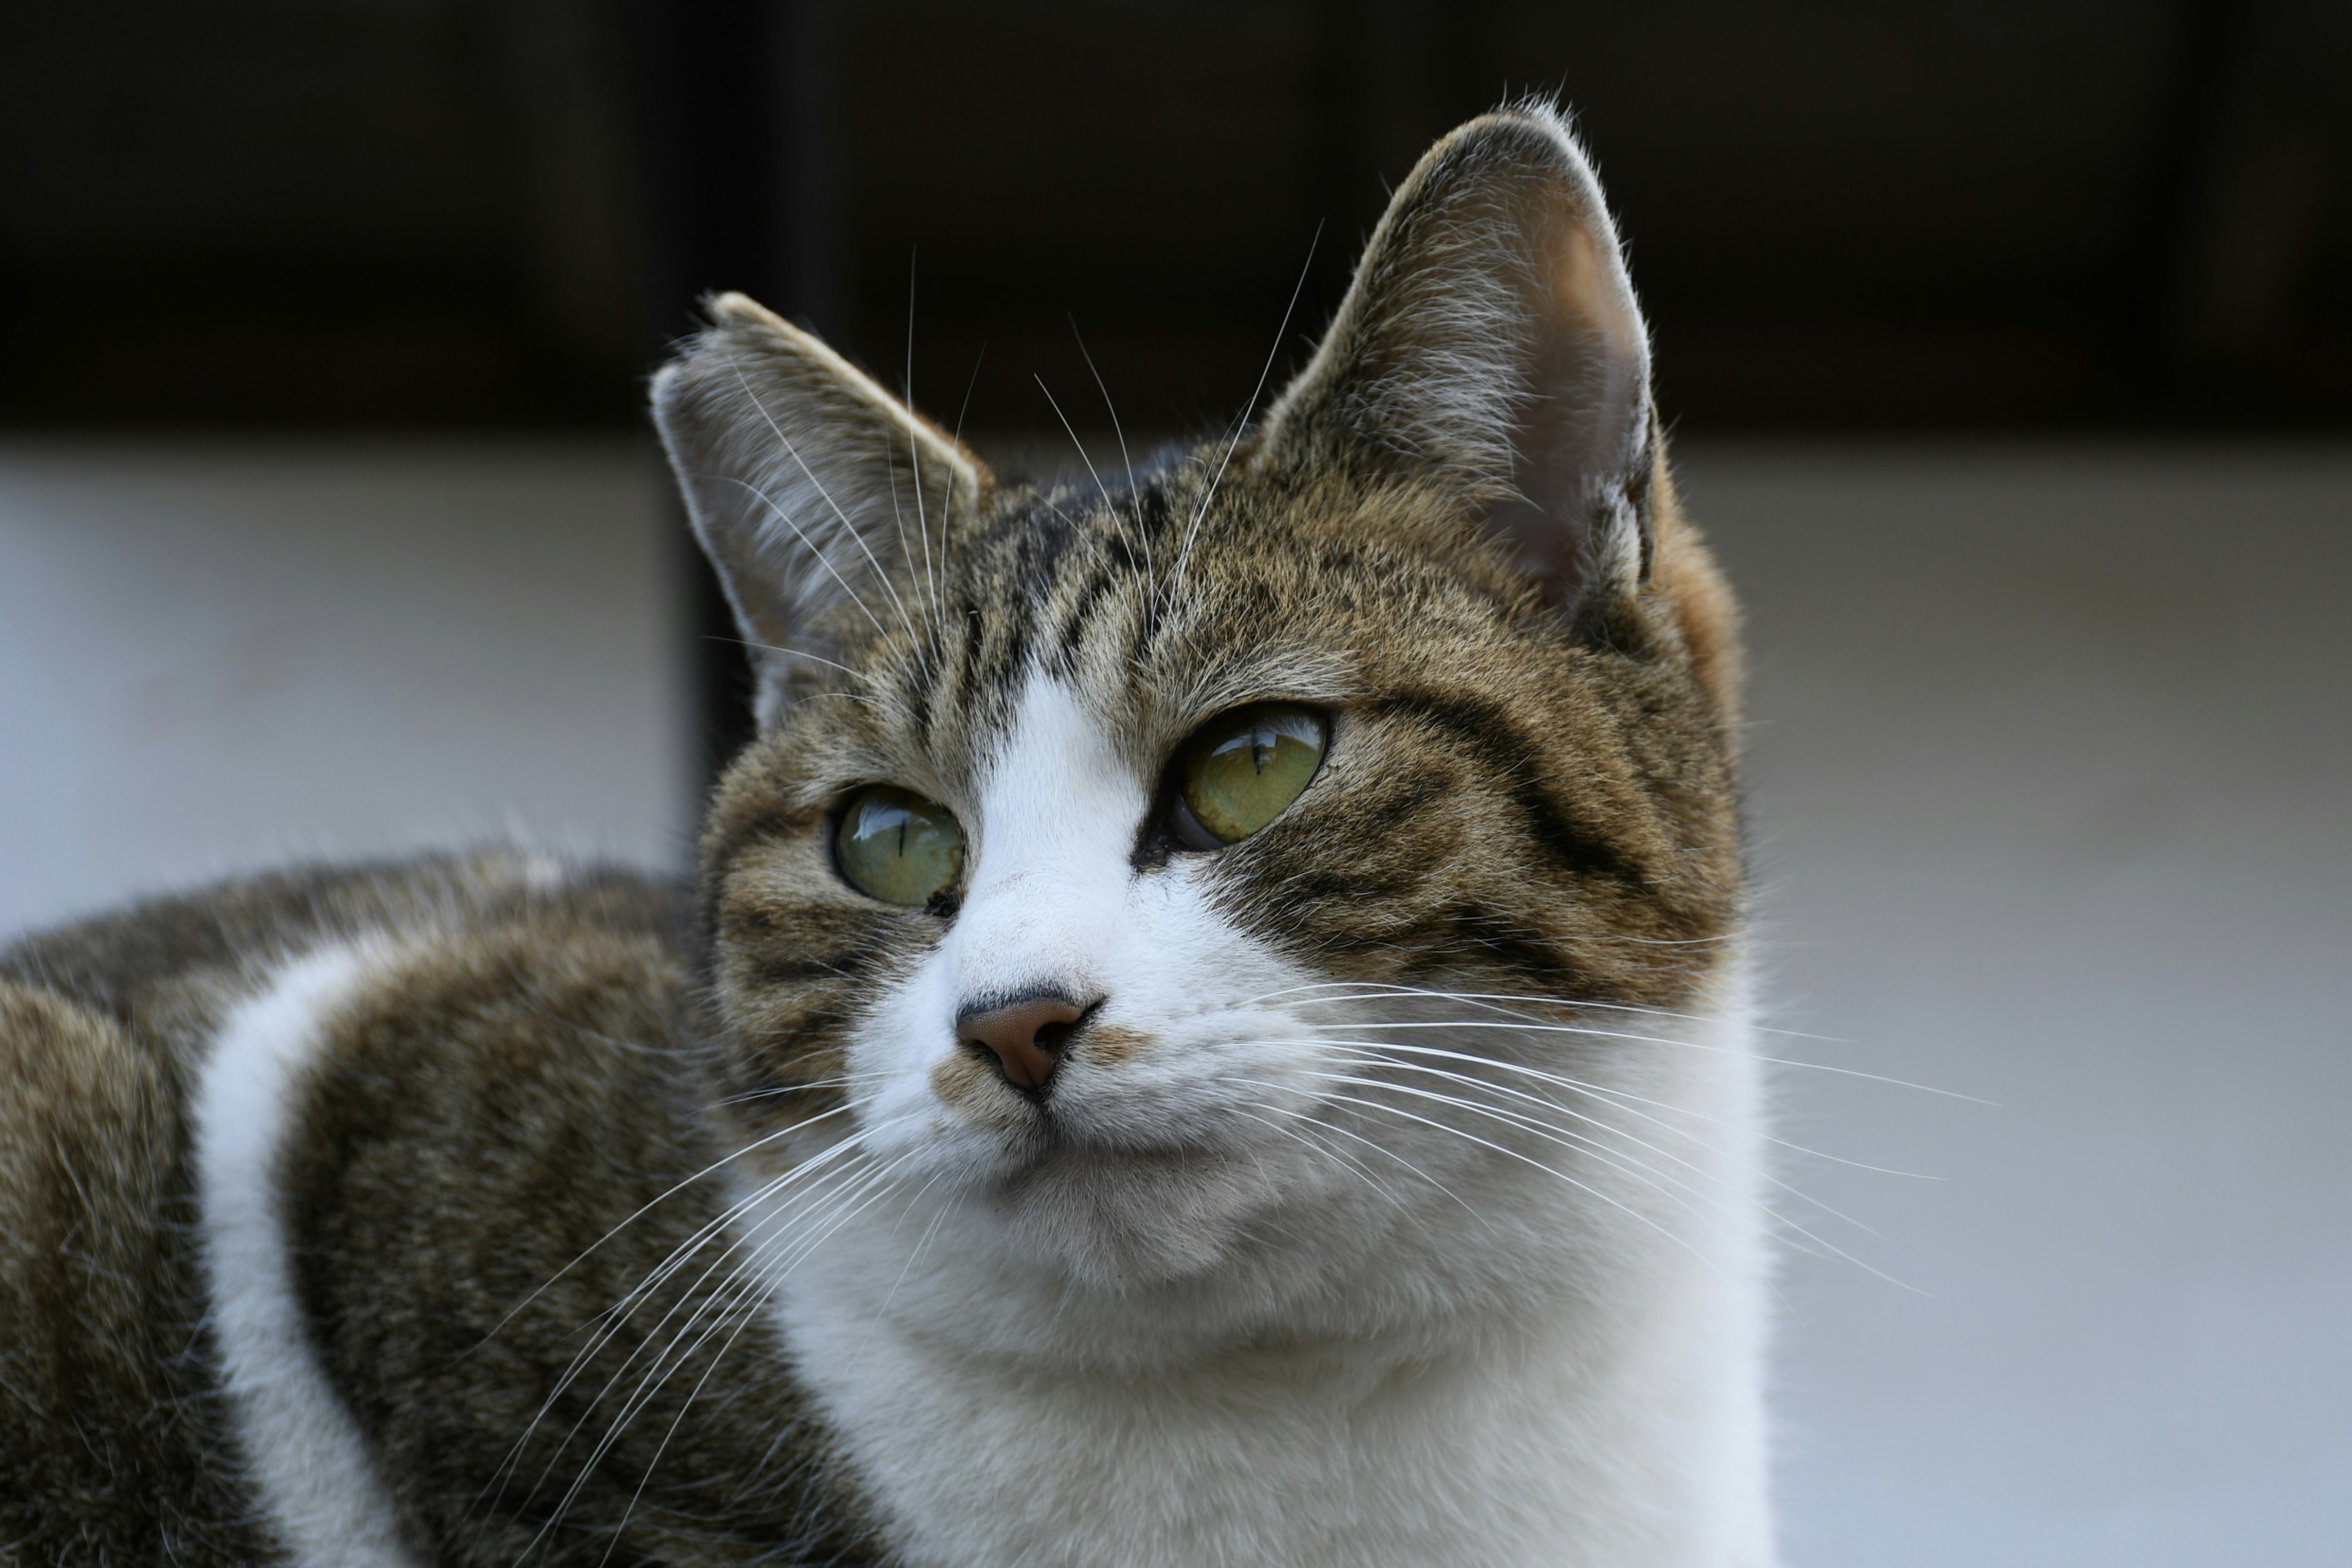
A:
1172 704 1328 849
835 785 965 907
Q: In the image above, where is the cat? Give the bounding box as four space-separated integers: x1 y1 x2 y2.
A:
0 104 1770 1566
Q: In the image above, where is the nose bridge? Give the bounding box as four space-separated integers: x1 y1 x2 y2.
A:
949 675 1140 997
952 797 1124 988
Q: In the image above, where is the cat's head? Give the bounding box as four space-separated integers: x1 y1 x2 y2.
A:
653 106 1746 1314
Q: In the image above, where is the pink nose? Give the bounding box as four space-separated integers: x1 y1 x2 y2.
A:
957 996 1087 1095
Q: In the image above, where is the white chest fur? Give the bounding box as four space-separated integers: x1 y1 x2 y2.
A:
788 1288 1768 1568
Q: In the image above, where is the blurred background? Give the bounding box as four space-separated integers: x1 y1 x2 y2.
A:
2 3 2346 1562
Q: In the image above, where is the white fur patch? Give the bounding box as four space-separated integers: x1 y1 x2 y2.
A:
192 942 423 1568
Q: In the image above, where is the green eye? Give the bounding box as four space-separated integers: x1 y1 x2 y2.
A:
835 785 965 907
1175 704 1328 848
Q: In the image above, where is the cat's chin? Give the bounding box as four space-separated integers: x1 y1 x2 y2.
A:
983 1136 1283 1289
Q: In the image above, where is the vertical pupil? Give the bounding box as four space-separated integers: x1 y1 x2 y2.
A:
1251 725 1275 774
897 816 908 856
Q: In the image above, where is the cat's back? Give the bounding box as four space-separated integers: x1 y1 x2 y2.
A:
0 851 699 1564
2 850 688 1031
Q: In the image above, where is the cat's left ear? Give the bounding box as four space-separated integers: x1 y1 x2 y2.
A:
1256 104 1653 624
652 293 990 728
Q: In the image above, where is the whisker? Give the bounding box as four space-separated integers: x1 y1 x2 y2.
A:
591 1152 921 1563
902 249 946 647
519 1146 897 1558
1278 1079 1726 1281
879 1170 957 1315
1278 1003 1983 1103
1225 1104 1412 1215
1291 1033 1925 1199
1310 1046 1912 1287
714 473 892 646
477 1099 862 1355
1068 314 1151 592
1169 222 1321 607
487 1124 872 1517
1248 979 1849 1043
1035 375 1143 585
1280 1065 1718 1230
1226 1079 1491 1229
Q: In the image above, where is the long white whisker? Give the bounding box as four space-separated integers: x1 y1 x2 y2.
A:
593 1152 921 1563
1313 1084 1723 1276
488 1123 871 1516
1310 1046 1910 1286
1170 222 1321 605
1225 1104 1410 1213
903 250 945 645
1034 375 1107 496
1248 979 1847 1042
1282 1006 1983 1103
1314 1040 1771 1193
479 1099 861 1354
1284 1065 1718 1231
879 1171 957 1315
1035 376 1142 582
880 441 933 679
715 473 892 644
1069 314 1150 593
522 1145 899 1557
1293 1035 1910 1216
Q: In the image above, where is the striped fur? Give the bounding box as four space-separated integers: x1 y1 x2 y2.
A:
2 106 1768 1565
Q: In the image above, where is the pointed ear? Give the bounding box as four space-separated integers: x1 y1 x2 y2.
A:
650 293 990 728
1258 105 1653 623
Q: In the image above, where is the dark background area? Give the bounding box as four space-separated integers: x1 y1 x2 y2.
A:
9 0 2348 772
9 0 2350 437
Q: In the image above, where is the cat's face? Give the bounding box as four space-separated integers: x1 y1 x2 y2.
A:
660 107 1744 1304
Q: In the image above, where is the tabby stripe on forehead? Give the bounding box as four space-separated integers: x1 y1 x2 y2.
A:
1050 560 1121 671
986 605 1035 716
1367 692 1644 886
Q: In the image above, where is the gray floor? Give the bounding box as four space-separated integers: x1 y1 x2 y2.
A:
2 440 2345 1562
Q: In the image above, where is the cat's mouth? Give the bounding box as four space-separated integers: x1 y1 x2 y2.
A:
993 1125 1232 1187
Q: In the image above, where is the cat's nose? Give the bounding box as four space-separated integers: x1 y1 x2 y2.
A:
957 993 1088 1096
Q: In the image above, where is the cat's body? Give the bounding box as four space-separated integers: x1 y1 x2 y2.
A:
1 107 1773 1566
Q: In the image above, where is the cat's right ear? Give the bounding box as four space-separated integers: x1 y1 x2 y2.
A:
651 293 989 728
1255 105 1653 632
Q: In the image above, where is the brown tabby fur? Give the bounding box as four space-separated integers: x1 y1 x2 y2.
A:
1 105 1748 1564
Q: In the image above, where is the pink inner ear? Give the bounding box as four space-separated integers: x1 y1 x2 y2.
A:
1551 223 1645 377
1487 213 1651 612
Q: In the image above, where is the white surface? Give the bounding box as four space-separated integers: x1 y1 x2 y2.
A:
1 439 2344 1561
0 439 694 938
